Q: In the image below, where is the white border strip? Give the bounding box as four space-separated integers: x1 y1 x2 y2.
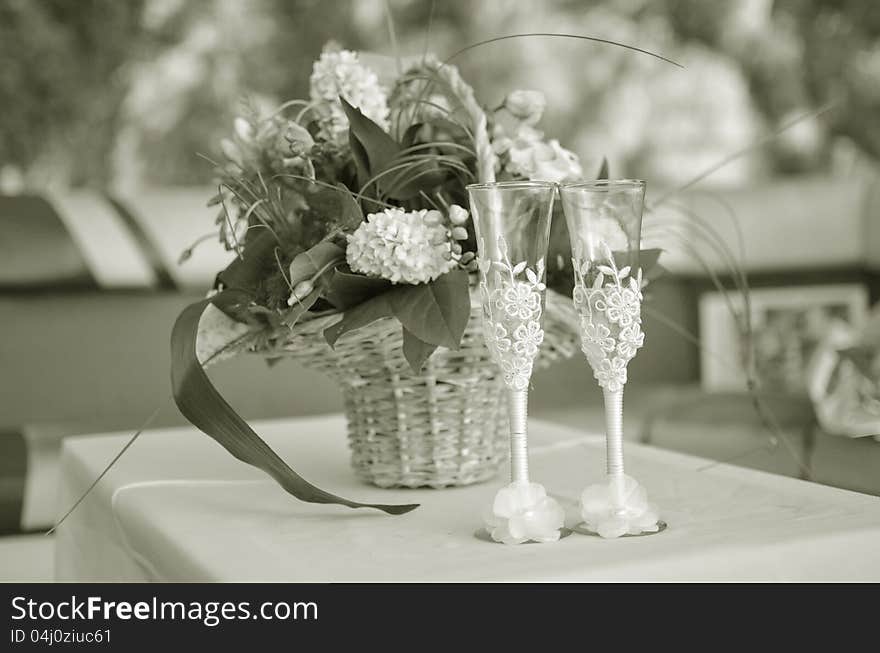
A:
48 191 156 288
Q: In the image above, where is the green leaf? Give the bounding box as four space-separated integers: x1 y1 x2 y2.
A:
336 183 365 229
349 136 371 189
388 269 470 349
324 270 471 353
612 248 662 276
288 241 344 286
641 248 662 271
339 98 445 200
401 123 424 148
323 293 394 347
638 248 662 277
325 268 392 310
340 97 400 175
171 292 417 516
210 290 261 326
645 262 668 283
218 229 280 294
402 327 437 373
247 305 286 329
281 288 321 328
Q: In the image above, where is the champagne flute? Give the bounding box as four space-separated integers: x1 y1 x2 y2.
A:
467 181 565 545
559 179 661 538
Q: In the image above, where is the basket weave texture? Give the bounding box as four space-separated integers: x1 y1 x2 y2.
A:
258 289 579 488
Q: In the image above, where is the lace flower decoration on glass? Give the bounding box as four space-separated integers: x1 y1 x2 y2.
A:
478 236 546 392
571 242 645 392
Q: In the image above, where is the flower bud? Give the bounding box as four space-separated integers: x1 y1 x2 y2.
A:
448 204 469 225
287 280 314 306
285 122 315 155
460 251 475 264
505 90 546 125
451 226 469 241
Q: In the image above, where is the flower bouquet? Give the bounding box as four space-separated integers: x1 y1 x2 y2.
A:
174 46 585 514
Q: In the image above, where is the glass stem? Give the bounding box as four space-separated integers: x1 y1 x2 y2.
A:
604 388 626 505
507 389 529 484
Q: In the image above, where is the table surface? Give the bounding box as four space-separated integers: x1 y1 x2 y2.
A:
55 415 880 582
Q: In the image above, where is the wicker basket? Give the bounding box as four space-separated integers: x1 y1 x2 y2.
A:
255 288 579 488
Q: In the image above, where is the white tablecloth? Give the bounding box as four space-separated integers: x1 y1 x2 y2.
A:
55 415 880 581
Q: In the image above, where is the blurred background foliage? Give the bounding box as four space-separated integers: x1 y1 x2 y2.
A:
2 0 879 192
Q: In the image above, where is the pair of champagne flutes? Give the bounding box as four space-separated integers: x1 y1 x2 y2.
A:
466 179 662 544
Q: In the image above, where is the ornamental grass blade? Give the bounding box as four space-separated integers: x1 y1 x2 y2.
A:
172 294 418 516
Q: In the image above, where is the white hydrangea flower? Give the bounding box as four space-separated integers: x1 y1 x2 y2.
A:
309 48 390 147
346 208 456 284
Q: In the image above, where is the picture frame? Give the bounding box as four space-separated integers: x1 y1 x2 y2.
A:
699 284 870 393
